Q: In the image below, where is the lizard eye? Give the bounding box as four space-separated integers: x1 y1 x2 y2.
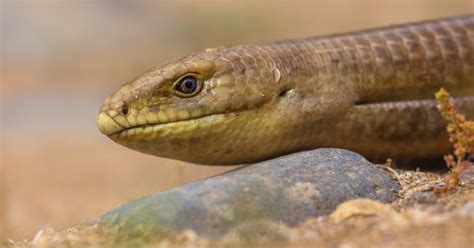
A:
173 75 201 97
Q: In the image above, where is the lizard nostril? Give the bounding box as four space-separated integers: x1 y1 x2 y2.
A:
120 105 129 115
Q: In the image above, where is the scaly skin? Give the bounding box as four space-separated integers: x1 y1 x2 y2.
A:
97 15 474 165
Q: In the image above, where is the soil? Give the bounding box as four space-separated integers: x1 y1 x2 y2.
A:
4 165 473 248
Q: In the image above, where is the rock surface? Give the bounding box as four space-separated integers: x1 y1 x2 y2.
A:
93 148 400 238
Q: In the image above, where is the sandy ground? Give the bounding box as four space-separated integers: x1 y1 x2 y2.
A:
4 165 473 247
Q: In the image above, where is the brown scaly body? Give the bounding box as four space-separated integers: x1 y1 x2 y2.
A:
97 15 474 165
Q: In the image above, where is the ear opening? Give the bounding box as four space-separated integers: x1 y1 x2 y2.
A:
278 88 294 98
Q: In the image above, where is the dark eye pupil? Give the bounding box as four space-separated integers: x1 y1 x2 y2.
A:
184 79 195 90
177 76 198 94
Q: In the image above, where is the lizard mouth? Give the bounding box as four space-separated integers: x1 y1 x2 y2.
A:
97 97 270 139
104 112 229 139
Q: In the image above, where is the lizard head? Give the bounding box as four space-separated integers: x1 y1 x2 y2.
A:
97 45 297 165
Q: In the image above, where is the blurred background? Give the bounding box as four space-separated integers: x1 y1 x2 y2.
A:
1 0 473 240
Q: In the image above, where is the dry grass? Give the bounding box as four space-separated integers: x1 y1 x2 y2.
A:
434 88 474 194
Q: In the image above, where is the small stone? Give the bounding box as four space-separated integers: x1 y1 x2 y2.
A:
330 198 396 223
459 201 474 218
460 166 474 184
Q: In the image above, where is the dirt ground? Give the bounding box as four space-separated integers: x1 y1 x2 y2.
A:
4 165 473 247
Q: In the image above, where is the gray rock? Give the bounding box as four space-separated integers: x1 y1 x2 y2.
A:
93 148 400 238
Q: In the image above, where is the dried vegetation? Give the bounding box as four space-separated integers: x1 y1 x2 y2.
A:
434 88 474 193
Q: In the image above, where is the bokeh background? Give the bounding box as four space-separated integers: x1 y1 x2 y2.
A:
1 0 473 239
